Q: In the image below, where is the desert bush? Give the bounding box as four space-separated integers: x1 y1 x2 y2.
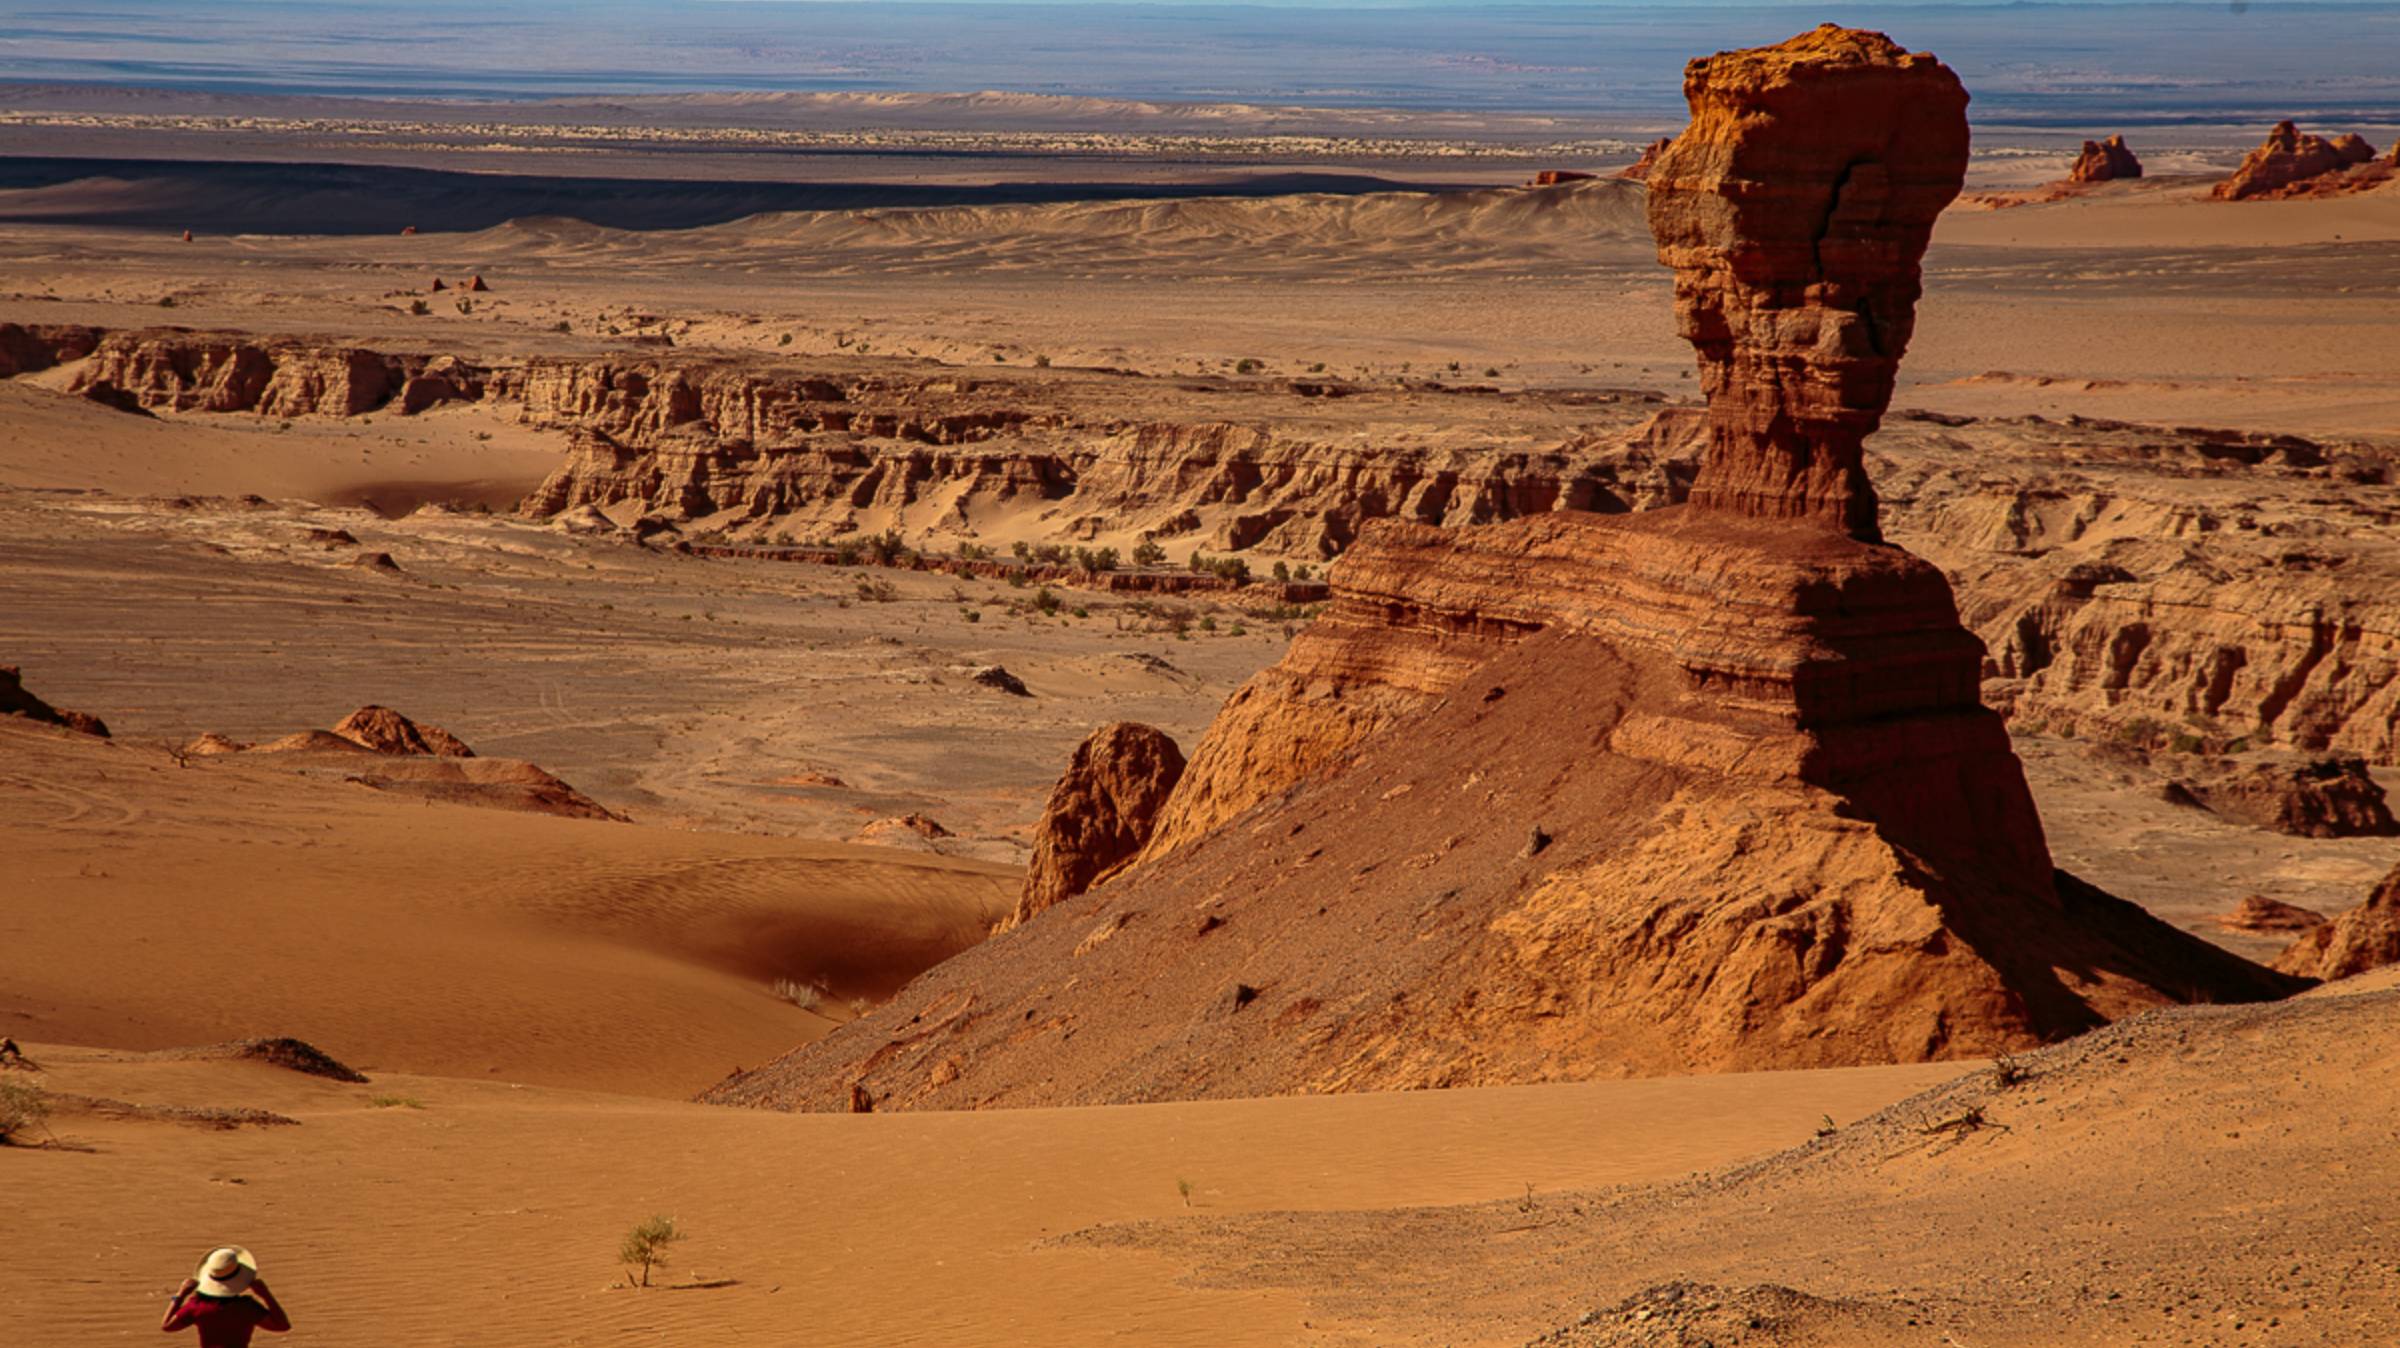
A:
1073 546 1120 575
368 1095 424 1110
0 1079 47 1144
1032 587 1063 617
771 978 825 1011
1234 358 1262 374
1011 540 1034 562
1132 538 1167 568
958 542 991 562
960 608 982 624
619 1216 683 1288
409 299 431 317
855 577 899 603
861 529 909 565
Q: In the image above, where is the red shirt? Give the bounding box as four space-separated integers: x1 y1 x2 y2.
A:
162 1293 290 1347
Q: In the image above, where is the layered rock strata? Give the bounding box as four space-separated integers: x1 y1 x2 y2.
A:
1643 24 1969 542
704 28 2300 1113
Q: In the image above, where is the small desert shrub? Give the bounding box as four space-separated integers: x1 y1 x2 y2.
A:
1483 367 1500 378
1033 353 1051 367
855 577 899 603
778 332 793 346
1176 1178 1195 1207
619 1215 683 1288
552 320 571 333
1199 616 1217 634
1992 1052 2030 1089
958 542 992 562
368 1095 424 1110
960 607 982 623
1032 586 1063 617
409 299 431 317
0 1079 47 1144
1233 358 1262 375
1010 540 1034 562
771 977 825 1011
1132 538 1167 568
1073 546 1119 575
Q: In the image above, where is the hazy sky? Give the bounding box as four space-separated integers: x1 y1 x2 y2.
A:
3 1 2393 119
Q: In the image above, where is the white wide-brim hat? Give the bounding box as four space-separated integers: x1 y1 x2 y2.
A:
194 1246 257 1298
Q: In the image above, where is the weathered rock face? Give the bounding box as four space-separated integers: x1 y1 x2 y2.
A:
332 705 475 758
2212 121 2387 200
1617 138 1672 180
703 29 2299 1114
68 331 500 418
2276 866 2400 980
0 666 109 737
0 322 103 376
2067 134 2142 183
1008 722 1186 928
1644 24 1969 542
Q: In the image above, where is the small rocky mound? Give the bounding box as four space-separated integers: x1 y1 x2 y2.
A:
304 527 358 547
2168 755 2397 837
1528 169 1598 187
969 665 1032 697
1532 1281 1938 1347
1617 137 1672 180
0 666 110 737
153 1036 369 1082
2212 120 2387 200
347 551 403 573
2276 866 2400 980
181 731 250 757
856 813 953 848
2214 895 2327 935
2066 133 2141 183
341 757 620 821
1007 722 1186 929
332 705 475 758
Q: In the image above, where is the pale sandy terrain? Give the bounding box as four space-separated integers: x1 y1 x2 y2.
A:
7 1040 1961 1346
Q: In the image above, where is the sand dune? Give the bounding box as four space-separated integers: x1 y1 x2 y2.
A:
8 1040 1959 1347
0 721 1015 1096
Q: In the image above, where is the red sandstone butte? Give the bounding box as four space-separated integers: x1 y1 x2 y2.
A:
2067 134 2142 183
1528 169 1598 187
1645 23 1968 542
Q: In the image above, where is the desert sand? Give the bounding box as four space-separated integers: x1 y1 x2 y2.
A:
6 21 2400 1348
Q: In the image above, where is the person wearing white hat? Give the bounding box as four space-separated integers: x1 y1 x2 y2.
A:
160 1246 292 1346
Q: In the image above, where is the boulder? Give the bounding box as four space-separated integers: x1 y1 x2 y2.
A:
1007 722 1186 928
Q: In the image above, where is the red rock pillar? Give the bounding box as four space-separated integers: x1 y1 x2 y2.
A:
1646 24 1970 543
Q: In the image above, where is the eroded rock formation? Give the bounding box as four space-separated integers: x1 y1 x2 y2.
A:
2166 756 2397 839
2276 866 2400 980
2067 134 2142 183
702 28 2300 1114
2212 121 2389 200
1008 722 1186 929
332 705 475 758
1617 138 1672 180
1644 24 1969 542
0 666 109 737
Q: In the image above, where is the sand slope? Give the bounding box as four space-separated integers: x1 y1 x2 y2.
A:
7 1041 1959 1347
0 722 1015 1096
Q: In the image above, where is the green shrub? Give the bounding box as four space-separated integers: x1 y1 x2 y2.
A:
619 1216 683 1288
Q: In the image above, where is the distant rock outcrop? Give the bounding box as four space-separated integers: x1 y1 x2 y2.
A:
702 27 2300 1114
2212 121 2388 200
2276 866 2400 980
1007 722 1186 929
2067 134 2141 183
1617 137 1672 181
1528 169 1598 187
2213 895 2327 936
2168 756 2399 838
332 705 475 758
0 666 109 737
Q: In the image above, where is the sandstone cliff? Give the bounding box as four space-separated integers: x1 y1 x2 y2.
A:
0 665 109 737
702 27 2301 1113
